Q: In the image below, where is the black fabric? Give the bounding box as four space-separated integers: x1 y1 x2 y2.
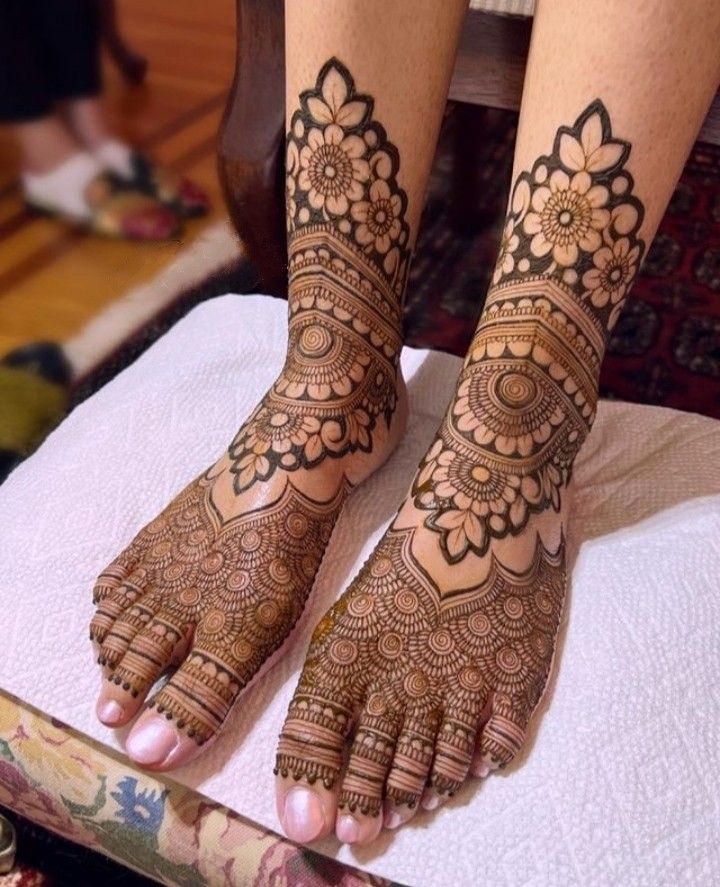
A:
0 0 101 122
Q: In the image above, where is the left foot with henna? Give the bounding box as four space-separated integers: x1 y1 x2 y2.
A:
275 99 646 844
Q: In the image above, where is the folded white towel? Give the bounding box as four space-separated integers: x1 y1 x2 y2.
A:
1 295 719 886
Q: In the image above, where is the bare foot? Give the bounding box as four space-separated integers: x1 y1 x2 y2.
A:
274 99 646 844
90 239 408 770
90 56 419 771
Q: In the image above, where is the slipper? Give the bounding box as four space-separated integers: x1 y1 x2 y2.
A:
27 170 181 241
124 151 210 218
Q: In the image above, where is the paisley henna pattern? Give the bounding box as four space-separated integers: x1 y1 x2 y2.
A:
91 471 346 742
276 528 565 814
412 101 646 561
228 59 410 493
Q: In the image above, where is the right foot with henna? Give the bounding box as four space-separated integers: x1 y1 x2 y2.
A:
89 58 414 769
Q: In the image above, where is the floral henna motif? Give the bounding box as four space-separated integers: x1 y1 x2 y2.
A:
229 59 411 494
91 473 346 743
276 528 566 814
495 100 646 326
412 101 646 561
91 59 413 751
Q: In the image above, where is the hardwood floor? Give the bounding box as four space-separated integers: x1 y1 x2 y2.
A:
0 1 237 358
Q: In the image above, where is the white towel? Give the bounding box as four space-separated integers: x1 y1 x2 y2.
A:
1 294 719 887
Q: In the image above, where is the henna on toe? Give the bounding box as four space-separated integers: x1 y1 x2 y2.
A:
276 93 647 843
90 57 412 771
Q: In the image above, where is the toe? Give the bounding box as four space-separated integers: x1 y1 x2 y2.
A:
384 714 439 829
90 572 148 645
97 611 191 727
278 779 337 844
92 549 138 606
275 684 356 843
125 708 198 769
468 693 496 777
334 705 401 844
426 700 484 803
126 618 252 770
475 709 527 772
96 587 164 668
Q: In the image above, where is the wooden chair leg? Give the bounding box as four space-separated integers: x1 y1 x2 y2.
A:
218 0 287 297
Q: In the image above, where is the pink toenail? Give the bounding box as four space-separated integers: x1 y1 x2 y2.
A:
477 762 491 778
126 719 179 765
336 814 361 844
422 793 440 811
97 700 124 726
384 811 403 830
283 787 325 843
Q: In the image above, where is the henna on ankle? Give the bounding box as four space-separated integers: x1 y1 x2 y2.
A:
414 100 646 560
277 101 648 811
229 59 412 493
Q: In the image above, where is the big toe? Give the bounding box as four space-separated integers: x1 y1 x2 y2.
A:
125 710 199 770
276 778 337 844
275 686 355 843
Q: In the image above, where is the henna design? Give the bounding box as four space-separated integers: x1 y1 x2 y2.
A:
276 528 565 814
91 471 346 743
91 59 411 749
412 101 646 561
276 102 644 815
228 59 411 493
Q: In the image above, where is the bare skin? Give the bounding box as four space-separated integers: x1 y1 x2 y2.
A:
273 0 720 846
14 114 83 174
89 0 465 767
89 0 720 847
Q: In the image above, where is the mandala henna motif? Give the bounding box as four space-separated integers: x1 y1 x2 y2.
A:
92 471 346 742
90 58 409 750
412 100 646 561
276 528 566 814
228 59 410 494
277 99 647 817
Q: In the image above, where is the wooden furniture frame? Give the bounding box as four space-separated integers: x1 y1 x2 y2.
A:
218 3 720 296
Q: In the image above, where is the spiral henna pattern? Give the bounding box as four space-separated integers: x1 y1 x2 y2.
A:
276 96 647 818
228 58 410 494
412 100 646 563
413 278 603 561
91 473 346 743
276 527 565 815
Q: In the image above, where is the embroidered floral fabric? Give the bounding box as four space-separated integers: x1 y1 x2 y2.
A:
0 691 397 886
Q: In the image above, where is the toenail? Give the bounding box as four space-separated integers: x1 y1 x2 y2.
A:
126 719 179 765
384 811 403 830
422 793 440 811
478 762 491 778
283 787 325 843
336 814 361 844
97 700 124 725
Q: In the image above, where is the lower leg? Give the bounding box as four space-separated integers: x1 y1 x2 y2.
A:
90 0 467 779
275 0 720 845
14 115 82 174
64 96 114 152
